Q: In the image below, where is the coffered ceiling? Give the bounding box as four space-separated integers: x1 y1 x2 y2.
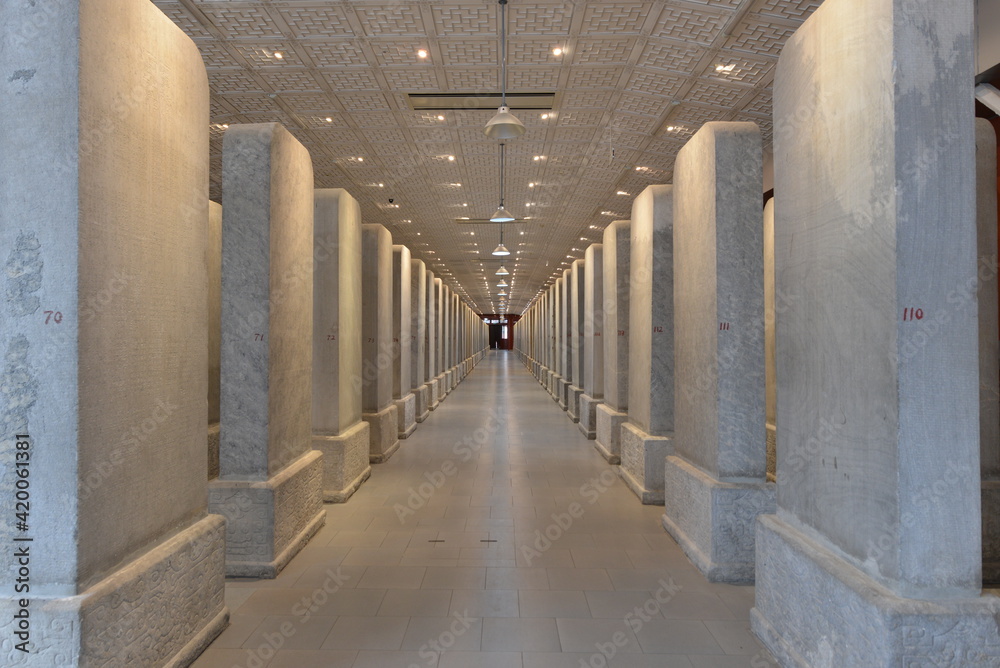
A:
154 0 823 314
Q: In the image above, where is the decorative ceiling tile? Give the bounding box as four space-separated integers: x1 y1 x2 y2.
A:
672 102 729 126
580 3 652 34
573 38 636 65
617 92 668 117
568 67 625 89
353 5 425 36
724 17 798 56
320 68 381 90
303 115 350 129
637 39 705 74
216 94 278 114
351 111 398 127
281 94 339 113
704 51 776 86
509 67 560 89
652 3 731 45
557 110 605 126
608 112 658 134
208 68 261 94
552 127 598 143
509 3 574 35
410 127 453 142
153 2 214 39
257 69 323 93
431 4 497 35
741 89 773 116
445 68 499 90
194 39 243 68
624 69 684 96
685 78 753 107
198 4 284 40
275 4 355 39
508 40 562 66
362 128 408 143
751 0 824 22
336 92 392 111
301 41 369 68
440 39 498 66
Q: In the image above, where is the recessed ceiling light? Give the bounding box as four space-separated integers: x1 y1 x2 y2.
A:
273 51 284 59
378 183 384 187
715 63 736 72
533 156 543 161
437 114 445 121
418 49 428 59
552 47 563 56
528 182 535 188
447 155 455 161
325 117 333 123
616 190 629 195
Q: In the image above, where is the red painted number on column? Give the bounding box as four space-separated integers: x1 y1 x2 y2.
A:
653 326 663 333
902 308 924 322
44 310 63 324
254 333 265 341
618 330 625 336
719 322 730 331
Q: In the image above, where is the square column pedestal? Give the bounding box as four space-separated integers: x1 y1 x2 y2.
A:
661 121 774 583
361 224 399 463
312 189 371 502
619 186 674 504
595 405 628 464
596 221 631 464
752 0 1000 664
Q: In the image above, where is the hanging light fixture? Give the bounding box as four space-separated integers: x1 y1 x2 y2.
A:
497 279 508 287
498 288 508 296
484 0 525 139
496 265 509 275
490 143 515 223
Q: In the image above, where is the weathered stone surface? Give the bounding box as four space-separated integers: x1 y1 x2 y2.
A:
424 270 437 409
393 245 416 438
978 119 1000 582
618 423 668 504
362 224 399 460
214 123 324 578
595 404 627 464
568 259 586 421
602 221 631 412
312 189 368 501
755 0 998 663
208 201 222 479
764 199 777 481
0 0 227 661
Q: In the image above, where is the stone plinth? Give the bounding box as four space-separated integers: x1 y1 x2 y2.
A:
0 1 227 661
579 243 605 439
361 224 399 462
978 120 1000 583
312 189 371 502
621 185 675 503
208 201 222 479
596 221 630 463
213 123 325 578
753 0 1000 663
411 259 430 423
664 121 774 583
392 245 416 439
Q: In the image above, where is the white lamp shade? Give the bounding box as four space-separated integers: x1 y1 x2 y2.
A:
484 105 526 139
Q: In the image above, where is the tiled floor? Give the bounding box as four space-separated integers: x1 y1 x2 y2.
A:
193 351 778 668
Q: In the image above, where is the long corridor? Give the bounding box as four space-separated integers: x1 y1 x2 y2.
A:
193 351 775 668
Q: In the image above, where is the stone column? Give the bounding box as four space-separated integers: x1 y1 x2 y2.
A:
561 269 573 408
552 278 569 410
451 292 460 389
753 0 1000 664
568 260 587 422
361 224 399 463
663 121 774 583
312 189 371 502
0 1 227 660
433 277 446 403
978 119 1000 583
579 243 605 439
620 185 673 504
392 246 416 438
764 200 777 481
411 259 430 422
215 124 326 577
596 221 631 464
425 270 438 410
208 201 222 479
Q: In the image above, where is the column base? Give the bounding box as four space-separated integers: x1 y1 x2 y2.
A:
0 515 227 667
433 375 446 406
209 449 325 578
552 374 563 403
363 404 400 463
595 404 627 464
751 514 1000 668
395 393 417 438
984 479 1000 584
207 422 220 480
578 394 602 439
415 385 431 423
450 366 459 389
766 423 777 483
567 385 584 423
557 379 569 410
618 422 671 504
312 420 372 502
661 455 774 583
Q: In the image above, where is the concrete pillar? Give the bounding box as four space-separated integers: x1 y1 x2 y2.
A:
554 277 568 408
392 246 416 438
620 185 674 504
312 189 371 502
596 221 630 464
411 259 430 422
433 277 446 403
978 119 1000 583
425 270 438 410
764 200 777 481
451 292 460 389
662 121 774 583
0 1 227 660
561 269 573 408
568 259 586 422
214 123 326 578
361 224 399 463
579 244 605 439
208 201 222 479
753 0 1000 664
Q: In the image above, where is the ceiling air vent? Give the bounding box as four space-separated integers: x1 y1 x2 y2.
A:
408 92 555 111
